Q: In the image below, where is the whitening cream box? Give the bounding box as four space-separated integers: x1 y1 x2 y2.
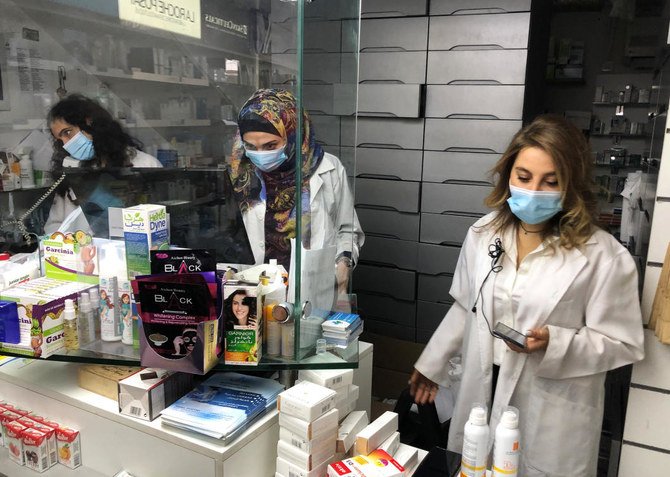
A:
277 381 337 422
122 204 169 278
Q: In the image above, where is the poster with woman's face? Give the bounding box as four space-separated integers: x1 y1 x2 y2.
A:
224 285 258 329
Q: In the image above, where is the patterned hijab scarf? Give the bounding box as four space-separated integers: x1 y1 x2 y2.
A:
227 89 324 269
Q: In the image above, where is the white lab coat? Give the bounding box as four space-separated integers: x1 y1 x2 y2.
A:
241 152 364 265
415 212 645 476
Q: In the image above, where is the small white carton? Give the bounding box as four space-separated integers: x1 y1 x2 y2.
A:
336 411 369 454
298 369 354 390
122 204 169 278
394 443 419 474
279 408 339 441
377 431 401 456
277 439 335 471
277 381 337 422
22 427 52 472
276 455 332 477
355 411 398 456
279 426 337 454
118 368 193 421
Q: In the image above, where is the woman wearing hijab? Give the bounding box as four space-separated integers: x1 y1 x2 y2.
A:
227 89 364 294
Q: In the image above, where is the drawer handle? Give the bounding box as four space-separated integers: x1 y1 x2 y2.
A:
441 179 493 186
447 80 503 85
436 208 488 216
445 147 498 154
357 173 403 181
360 47 410 52
355 203 405 213
445 113 501 120
358 112 401 118
450 8 513 15
450 44 505 51
360 80 407 84
358 143 404 149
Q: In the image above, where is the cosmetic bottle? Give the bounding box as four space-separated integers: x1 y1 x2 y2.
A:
63 299 79 351
492 407 520 477
461 405 489 477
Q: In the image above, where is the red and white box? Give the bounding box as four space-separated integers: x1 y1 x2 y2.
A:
22 427 52 472
55 426 81 469
0 410 22 448
5 421 27 465
31 421 59 467
327 449 404 477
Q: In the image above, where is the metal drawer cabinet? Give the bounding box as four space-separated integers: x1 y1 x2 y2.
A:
421 182 492 215
357 84 423 118
422 151 499 184
424 118 521 153
360 51 427 84
362 0 428 18
420 212 480 246
361 17 429 52
272 20 341 53
356 208 420 241
357 292 417 328
425 85 525 120
359 236 419 271
418 274 455 303
355 178 421 213
311 114 341 147
417 300 452 335
356 148 423 182
429 12 530 50
343 117 425 150
417 243 460 276
430 0 531 16
427 49 527 85
353 264 416 301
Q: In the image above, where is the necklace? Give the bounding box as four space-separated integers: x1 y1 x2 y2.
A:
519 222 546 235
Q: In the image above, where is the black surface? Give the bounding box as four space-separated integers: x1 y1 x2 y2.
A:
413 447 461 477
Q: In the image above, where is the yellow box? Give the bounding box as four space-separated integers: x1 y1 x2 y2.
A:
77 365 140 401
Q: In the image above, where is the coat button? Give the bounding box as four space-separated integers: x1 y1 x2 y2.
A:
259 241 265 249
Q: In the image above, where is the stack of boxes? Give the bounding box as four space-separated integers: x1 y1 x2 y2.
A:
276 381 339 477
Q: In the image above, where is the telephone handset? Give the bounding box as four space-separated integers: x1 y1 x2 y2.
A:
3 173 66 244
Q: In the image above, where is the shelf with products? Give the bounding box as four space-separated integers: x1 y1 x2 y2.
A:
590 133 650 139
592 102 652 107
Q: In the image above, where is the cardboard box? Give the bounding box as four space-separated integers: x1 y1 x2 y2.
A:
5 421 27 465
327 450 404 477
223 283 262 365
279 408 339 441
55 426 81 469
42 230 98 284
279 426 337 454
298 369 354 390
118 368 193 421
337 410 369 454
355 411 398 456
122 204 169 278
77 365 141 401
0 278 95 358
277 381 337 422
22 427 52 472
276 455 332 477
277 439 336 471
377 431 400 456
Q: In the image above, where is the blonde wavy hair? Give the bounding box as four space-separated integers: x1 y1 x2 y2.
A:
484 114 598 249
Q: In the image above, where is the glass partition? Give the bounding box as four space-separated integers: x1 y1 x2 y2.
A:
0 0 361 370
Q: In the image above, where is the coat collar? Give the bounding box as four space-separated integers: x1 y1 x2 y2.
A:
309 153 335 203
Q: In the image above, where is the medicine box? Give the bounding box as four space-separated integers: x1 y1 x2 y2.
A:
279 426 337 454
277 381 337 422
355 411 399 456
0 278 94 358
277 439 336 472
327 449 404 477
122 204 169 278
276 455 332 477
336 410 369 454
298 369 354 390
118 368 193 421
279 407 339 441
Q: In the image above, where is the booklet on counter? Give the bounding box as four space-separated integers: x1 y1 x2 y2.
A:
161 372 284 440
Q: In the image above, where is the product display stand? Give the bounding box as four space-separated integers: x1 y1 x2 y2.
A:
0 343 372 477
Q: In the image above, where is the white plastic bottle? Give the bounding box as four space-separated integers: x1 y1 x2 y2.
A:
18 148 35 189
492 407 520 477
89 288 101 337
259 266 286 357
63 299 79 351
461 405 490 477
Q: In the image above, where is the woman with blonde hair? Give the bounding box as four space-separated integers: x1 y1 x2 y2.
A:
410 115 644 475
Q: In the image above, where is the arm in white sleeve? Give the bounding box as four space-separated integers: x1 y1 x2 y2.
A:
537 248 645 379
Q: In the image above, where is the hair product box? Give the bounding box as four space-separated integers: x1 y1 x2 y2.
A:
277 381 337 422
223 282 262 365
0 278 95 358
134 273 218 374
118 368 193 421
42 230 98 284
122 204 169 278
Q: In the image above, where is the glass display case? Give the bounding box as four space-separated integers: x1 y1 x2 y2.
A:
0 0 361 370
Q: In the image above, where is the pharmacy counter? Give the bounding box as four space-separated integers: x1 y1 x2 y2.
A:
0 342 373 477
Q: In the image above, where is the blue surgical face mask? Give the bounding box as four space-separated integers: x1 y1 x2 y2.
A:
244 145 288 172
63 131 95 161
507 184 563 225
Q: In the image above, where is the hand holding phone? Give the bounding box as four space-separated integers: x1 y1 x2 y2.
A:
492 322 527 349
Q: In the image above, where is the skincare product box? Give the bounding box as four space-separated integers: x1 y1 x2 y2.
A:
279 426 337 454
354 411 399 456
55 426 81 469
277 438 336 471
0 278 95 358
150 249 216 275
327 449 404 477
277 381 337 422
134 273 218 374
298 369 354 390
336 410 368 454
118 368 194 421
0 300 20 344
42 230 98 284
279 408 339 441
77 365 141 401
276 455 332 477
122 204 169 278
223 282 262 365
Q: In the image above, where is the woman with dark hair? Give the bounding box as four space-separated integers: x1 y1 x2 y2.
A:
44 94 162 233
227 89 364 295
410 115 645 475
225 289 257 328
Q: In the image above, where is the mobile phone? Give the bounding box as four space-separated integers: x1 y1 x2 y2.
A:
492 322 527 349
